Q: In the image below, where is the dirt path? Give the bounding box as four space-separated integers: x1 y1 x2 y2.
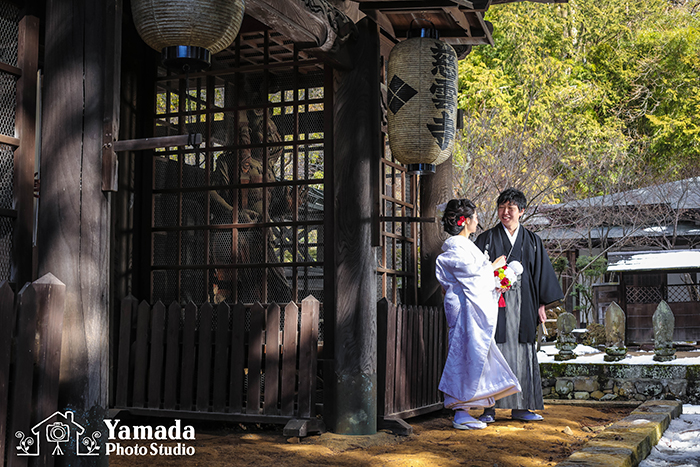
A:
108 404 634 467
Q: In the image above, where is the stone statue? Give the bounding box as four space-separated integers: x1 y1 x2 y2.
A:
604 302 627 362
554 312 577 361
653 300 676 362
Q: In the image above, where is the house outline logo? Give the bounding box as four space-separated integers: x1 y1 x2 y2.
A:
15 411 101 456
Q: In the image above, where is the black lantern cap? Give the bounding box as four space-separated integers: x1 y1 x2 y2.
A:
406 163 436 175
407 18 439 40
162 46 211 72
407 27 439 40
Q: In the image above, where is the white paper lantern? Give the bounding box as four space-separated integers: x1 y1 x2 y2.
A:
387 29 458 174
131 0 245 71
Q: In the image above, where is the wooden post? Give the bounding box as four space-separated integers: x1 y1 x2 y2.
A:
0 282 14 465
36 1 122 463
332 17 380 435
13 15 40 287
419 156 453 306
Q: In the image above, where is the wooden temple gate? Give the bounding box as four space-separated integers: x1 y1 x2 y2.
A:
0 0 511 440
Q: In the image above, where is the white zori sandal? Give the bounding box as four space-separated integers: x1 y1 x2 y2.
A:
452 410 487 430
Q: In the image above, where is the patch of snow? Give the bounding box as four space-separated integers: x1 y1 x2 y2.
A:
537 345 700 365
607 250 700 272
639 405 700 467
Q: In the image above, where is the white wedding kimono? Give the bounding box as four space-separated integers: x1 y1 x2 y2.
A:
435 235 521 409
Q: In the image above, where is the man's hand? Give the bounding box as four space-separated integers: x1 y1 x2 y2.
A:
538 305 547 324
492 255 507 270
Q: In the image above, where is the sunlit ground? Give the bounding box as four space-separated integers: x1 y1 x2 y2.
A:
107 404 634 467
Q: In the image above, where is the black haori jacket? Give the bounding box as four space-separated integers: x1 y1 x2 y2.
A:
475 224 564 344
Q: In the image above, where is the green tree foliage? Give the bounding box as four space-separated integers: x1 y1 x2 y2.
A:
455 0 700 201
571 255 608 324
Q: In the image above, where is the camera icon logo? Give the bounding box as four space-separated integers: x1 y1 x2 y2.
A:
15 410 101 457
46 422 70 455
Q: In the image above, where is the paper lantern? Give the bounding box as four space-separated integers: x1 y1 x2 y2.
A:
387 28 458 174
131 0 245 72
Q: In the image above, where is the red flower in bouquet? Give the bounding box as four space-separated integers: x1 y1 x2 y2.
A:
494 265 515 291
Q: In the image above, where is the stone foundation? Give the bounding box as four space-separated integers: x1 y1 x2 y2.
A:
540 363 700 404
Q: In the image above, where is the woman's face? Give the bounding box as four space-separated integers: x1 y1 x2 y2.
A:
465 212 479 234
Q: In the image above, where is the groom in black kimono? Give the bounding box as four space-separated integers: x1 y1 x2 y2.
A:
474 188 563 422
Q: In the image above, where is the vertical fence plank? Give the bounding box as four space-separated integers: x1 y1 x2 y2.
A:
115 296 136 407
263 303 280 415
228 302 246 413
196 303 213 411
132 300 151 407
147 301 166 409
247 303 265 414
163 301 181 410
212 302 230 412
376 298 388 418
7 283 36 467
403 305 413 413
297 298 312 417
418 306 428 407
437 307 446 403
0 282 15 467
428 306 437 405
0 283 14 448
386 300 397 415
32 274 66 467
411 307 420 409
394 303 405 415
280 302 298 416
298 296 319 417
179 301 197 410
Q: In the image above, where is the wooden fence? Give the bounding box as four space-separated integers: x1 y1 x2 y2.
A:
0 274 66 467
377 298 447 435
112 295 322 436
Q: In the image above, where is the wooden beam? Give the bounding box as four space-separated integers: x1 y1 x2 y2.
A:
247 0 357 69
443 36 491 46
360 1 464 11
364 9 395 37
0 208 17 218
476 11 494 45
379 216 436 223
0 134 20 148
14 15 39 287
111 133 202 152
0 61 22 77
443 6 471 30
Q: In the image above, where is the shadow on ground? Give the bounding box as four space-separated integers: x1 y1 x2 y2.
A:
108 404 635 467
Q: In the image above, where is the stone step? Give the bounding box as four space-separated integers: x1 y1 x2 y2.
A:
555 400 682 467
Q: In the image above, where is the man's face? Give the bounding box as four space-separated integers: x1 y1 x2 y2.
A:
498 201 524 231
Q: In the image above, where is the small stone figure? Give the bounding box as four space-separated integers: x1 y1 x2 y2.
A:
653 300 676 362
554 312 577 361
604 302 627 362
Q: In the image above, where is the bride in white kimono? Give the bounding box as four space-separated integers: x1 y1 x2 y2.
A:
435 199 521 430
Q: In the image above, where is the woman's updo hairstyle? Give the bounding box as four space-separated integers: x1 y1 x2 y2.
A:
442 198 476 236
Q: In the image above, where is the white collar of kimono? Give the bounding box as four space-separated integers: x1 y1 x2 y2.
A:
501 223 520 246
441 233 472 252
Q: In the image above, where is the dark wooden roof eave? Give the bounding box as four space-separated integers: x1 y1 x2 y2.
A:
357 0 495 48
355 0 567 48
